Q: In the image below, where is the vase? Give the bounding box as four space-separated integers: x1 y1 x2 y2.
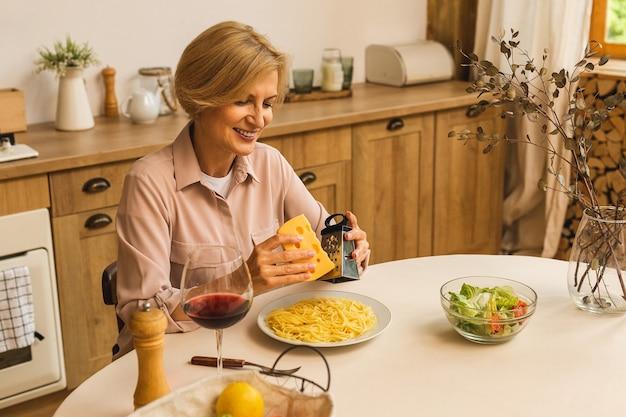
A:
55 67 94 131
568 206 626 313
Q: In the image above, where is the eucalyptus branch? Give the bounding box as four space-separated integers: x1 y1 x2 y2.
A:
504 138 574 169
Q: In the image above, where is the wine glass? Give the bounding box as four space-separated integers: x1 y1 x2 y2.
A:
180 245 253 377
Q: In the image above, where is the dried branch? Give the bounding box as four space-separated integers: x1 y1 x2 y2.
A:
451 29 626 307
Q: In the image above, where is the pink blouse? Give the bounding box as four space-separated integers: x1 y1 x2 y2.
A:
115 123 329 356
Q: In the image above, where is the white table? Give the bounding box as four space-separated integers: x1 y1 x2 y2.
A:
54 255 626 417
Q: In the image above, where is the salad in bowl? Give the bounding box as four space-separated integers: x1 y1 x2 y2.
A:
440 276 537 344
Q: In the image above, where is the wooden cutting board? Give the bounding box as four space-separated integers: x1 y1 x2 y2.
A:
284 87 352 103
0 89 27 134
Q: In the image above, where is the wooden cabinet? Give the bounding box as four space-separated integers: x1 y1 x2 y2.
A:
352 109 505 263
50 162 132 388
0 174 49 216
52 207 119 388
352 115 434 264
49 160 134 217
263 126 352 214
296 162 351 214
433 107 505 255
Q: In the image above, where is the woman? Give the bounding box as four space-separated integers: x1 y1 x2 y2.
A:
115 21 370 356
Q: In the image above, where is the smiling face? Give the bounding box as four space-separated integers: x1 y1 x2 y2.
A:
194 70 278 176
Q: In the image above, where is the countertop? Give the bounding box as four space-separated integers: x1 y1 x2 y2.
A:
0 81 476 180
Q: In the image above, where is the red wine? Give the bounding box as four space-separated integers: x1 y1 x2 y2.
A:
183 293 250 329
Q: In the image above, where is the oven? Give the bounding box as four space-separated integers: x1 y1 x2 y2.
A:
0 208 65 409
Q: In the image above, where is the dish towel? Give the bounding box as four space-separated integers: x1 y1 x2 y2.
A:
0 266 35 353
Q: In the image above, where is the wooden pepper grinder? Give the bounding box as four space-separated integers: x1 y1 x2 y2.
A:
101 66 119 117
129 301 170 409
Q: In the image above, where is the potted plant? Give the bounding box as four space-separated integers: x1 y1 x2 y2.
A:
36 36 100 131
450 30 626 313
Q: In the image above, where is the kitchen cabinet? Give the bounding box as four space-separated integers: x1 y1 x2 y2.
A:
262 125 352 214
295 161 351 215
352 108 505 264
0 174 49 216
50 162 132 388
433 107 505 255
49 160 133 217
352 114 434 264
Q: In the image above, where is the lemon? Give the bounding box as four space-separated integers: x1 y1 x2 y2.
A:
215 381 264 417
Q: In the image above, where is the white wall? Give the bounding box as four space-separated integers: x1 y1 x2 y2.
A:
1 0 427 124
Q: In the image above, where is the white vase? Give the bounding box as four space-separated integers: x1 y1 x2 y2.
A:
55 67 94 131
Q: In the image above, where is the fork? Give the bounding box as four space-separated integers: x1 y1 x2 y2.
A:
190 356 301 375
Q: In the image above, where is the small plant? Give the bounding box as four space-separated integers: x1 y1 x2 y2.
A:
450 29 626 312
35 36 99 76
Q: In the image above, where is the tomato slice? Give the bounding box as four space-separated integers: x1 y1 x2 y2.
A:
513 300 528 318
489 312 503 334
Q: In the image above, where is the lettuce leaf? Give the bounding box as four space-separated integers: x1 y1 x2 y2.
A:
449 292 480 317
459 283 479 299
492 286 519 310
449 284 520 320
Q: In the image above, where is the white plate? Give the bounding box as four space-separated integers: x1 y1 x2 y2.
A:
257 290 392 347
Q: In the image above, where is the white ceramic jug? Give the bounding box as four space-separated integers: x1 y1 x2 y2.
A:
56 67 95 131
121 88 161 124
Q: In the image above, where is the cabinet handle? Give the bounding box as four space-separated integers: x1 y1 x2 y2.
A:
84 213 112 229
82 177 111 194
299 171 317 186
386 118 405 131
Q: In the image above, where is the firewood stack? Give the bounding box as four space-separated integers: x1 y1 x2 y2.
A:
556 74 626 260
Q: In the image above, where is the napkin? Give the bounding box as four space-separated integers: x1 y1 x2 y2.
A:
0 266 35 353
128 371 334 417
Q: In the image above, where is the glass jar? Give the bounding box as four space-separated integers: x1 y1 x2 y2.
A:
321 48 344 92
138 67 177 115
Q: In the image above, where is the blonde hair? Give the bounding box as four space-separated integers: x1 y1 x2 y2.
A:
175 21 288 117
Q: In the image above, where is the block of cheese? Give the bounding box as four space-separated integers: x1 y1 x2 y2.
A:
277 214 335 280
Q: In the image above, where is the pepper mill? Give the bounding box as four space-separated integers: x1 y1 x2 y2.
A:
101 66 119 117
129 301 170 409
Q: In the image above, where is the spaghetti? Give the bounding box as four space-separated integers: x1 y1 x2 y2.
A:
265 297 377 343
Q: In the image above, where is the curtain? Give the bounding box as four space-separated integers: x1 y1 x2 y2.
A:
474 0 593 257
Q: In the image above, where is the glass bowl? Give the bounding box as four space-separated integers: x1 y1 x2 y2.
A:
440 276 538 344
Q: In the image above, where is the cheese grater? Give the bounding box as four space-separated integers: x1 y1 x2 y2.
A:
320 213 360 283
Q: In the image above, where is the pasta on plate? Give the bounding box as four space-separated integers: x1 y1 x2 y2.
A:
265 297 377 343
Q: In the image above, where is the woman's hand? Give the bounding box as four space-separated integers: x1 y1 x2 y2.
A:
345 211 370 272
247 234 315 294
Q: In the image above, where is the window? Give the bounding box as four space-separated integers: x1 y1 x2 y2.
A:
590 0 626 58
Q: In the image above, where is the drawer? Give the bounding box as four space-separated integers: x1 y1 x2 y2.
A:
78 206 117 239
353 114 430 141
0 174 50 216
50 160 134 217
262 126 351 170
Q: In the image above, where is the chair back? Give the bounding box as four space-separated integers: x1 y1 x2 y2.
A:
102 262 118 306
101 262 124 356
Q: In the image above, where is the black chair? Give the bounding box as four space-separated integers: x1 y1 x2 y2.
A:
101 262 123 356
101 262 118 307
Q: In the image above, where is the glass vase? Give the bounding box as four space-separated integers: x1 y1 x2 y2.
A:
568 206 626 313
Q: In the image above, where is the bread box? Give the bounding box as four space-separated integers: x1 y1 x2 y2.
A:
365 41 454 87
